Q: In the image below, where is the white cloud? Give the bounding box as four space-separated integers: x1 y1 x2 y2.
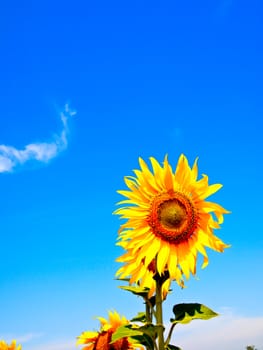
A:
170 309 263 350
16 333 44 343
2 311 262 350
0 104 76 173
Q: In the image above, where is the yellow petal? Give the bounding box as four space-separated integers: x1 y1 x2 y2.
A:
163 155 174 191
77 331 98 345
157 242 170 275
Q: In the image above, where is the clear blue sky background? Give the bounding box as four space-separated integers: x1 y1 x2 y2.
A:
0 1 263 349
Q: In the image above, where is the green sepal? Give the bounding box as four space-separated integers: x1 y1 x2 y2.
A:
149 295 156 307
171 303 218 325
119 285 150 297
131 312 147 323
115 278 130 282
166 344 183 350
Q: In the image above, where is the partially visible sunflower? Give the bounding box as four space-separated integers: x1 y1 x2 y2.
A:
77 310 143 350
115 154 230 294
0 340 22 350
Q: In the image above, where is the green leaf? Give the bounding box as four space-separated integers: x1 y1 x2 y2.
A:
171 303 218 325
138 324 162 338
119 285 150 297
112 324 160 344
131 312 147 323
111 325 143 343
166 344 183 350
166 344 182 350
111 324 156 350
132 334 156 350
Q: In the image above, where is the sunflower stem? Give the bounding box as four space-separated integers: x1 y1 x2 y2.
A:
155 274 165 350
145 298 152 323
164 323 176 347
144 296 152 350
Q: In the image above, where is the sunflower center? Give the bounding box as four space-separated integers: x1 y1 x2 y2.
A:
159 200 187 229
148 192 198 244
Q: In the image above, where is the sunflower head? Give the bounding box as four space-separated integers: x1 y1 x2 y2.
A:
77 310 143 350
0 340 22 350
115 154 230 295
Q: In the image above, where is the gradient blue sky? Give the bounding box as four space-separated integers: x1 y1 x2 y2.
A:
0 0 263 349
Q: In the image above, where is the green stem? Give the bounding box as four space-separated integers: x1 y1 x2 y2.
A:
145 298 152 323
164 323 176 347
144 297 152 350
155 274 165 350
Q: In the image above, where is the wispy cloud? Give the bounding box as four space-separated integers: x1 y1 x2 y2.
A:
2 310 262 350
0 332 44 345
172 308 263 350
0 104 76 173
0 334 76 350
16 332 44 343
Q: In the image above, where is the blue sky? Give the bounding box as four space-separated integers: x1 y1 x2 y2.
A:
0 0 263 349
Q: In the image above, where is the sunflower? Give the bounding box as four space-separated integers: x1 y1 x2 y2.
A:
77 310 143 350
115 154 230 293
0 340 21 350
